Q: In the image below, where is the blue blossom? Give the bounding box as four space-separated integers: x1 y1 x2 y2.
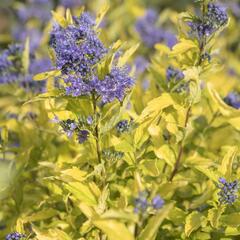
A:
135 9 177 48
50 12 107 76
134 56 149 75
12 27 42 52
152 195 164 210
51 12 134 103
60 0 83 8
5 232 25 240
0 43 51 92
134 191 149 213
17 0 53 22
224 92 240 109
116 120 130 133
60 119 76 138
217 177 238 205
77 129 89 143
166 66 184 82
0 44 24 84
95 66 134 103
188 3 228 39
86 116 93 125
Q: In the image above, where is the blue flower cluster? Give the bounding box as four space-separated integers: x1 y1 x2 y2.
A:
50 12 106 76
166 66 185 82
224 92 240 109
5 232 25 240
134 56 149 76
0 44 23 84
189 3 228 39
135 9 177 48
218 177 238 205
17 0 53 22
54 117 92 144
134 191 164 214
116 119 132 134
50 12 134 103
60 0 83 8
0 43 51 92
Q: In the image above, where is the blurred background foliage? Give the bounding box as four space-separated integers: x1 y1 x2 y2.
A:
1 0 240 239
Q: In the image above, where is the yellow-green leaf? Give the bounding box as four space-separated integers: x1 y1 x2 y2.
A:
138 203 174 240
23 208 58 222
208 206 225 228
33 70 61 81
95 3 109 28
22 37 29 74
92 218 134 240
169 39 198 57
64 182 97 206
219 146 238 180
66 9 73 25
221 213 240 227
51 11 67 28
118 43 140 67
185 211 205 237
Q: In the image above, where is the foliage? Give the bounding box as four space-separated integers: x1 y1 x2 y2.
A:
1 0 240 239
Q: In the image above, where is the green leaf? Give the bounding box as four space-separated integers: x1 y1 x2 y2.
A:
22 37 29 74
33 70 61 81
218 146 238 180
95 3 109 28
118 43 140 67
51 11 68 28
101 209 138 222
169 39 198 57
221 213 240 227
66 9 73 25
92 218 134 240
208 206 225 229
138 203 174 240
23 208 58 222
64 182 97 206
101 94 131 134
61 167 87 182
154 144 176 168
185 211 205 237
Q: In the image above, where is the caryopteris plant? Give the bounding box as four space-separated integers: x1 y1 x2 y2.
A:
1 0 240 239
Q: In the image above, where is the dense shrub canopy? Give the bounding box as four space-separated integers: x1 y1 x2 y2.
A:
1 0 240 239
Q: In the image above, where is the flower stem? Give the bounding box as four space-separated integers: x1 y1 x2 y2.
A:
169 106 191 181
92 94 101 163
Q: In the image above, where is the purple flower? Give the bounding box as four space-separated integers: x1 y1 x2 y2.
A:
188 3 228 40
217 178 238 205
17 0 53 22
224 92 240 109
5 232 25 240
152 195 164 210
95 66 134 103
86 116 93 125
116 120 130 133
134 191 149 213
12 28 42 52
51 116 60 123
77 129 89 143
60 0 83 8
134 56 149 75
50 13 107 76
166 66 184 82
135 9 177 48
51 11 134 103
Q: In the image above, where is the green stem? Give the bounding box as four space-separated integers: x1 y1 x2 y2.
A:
92 94 101 164
169 106 191 181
